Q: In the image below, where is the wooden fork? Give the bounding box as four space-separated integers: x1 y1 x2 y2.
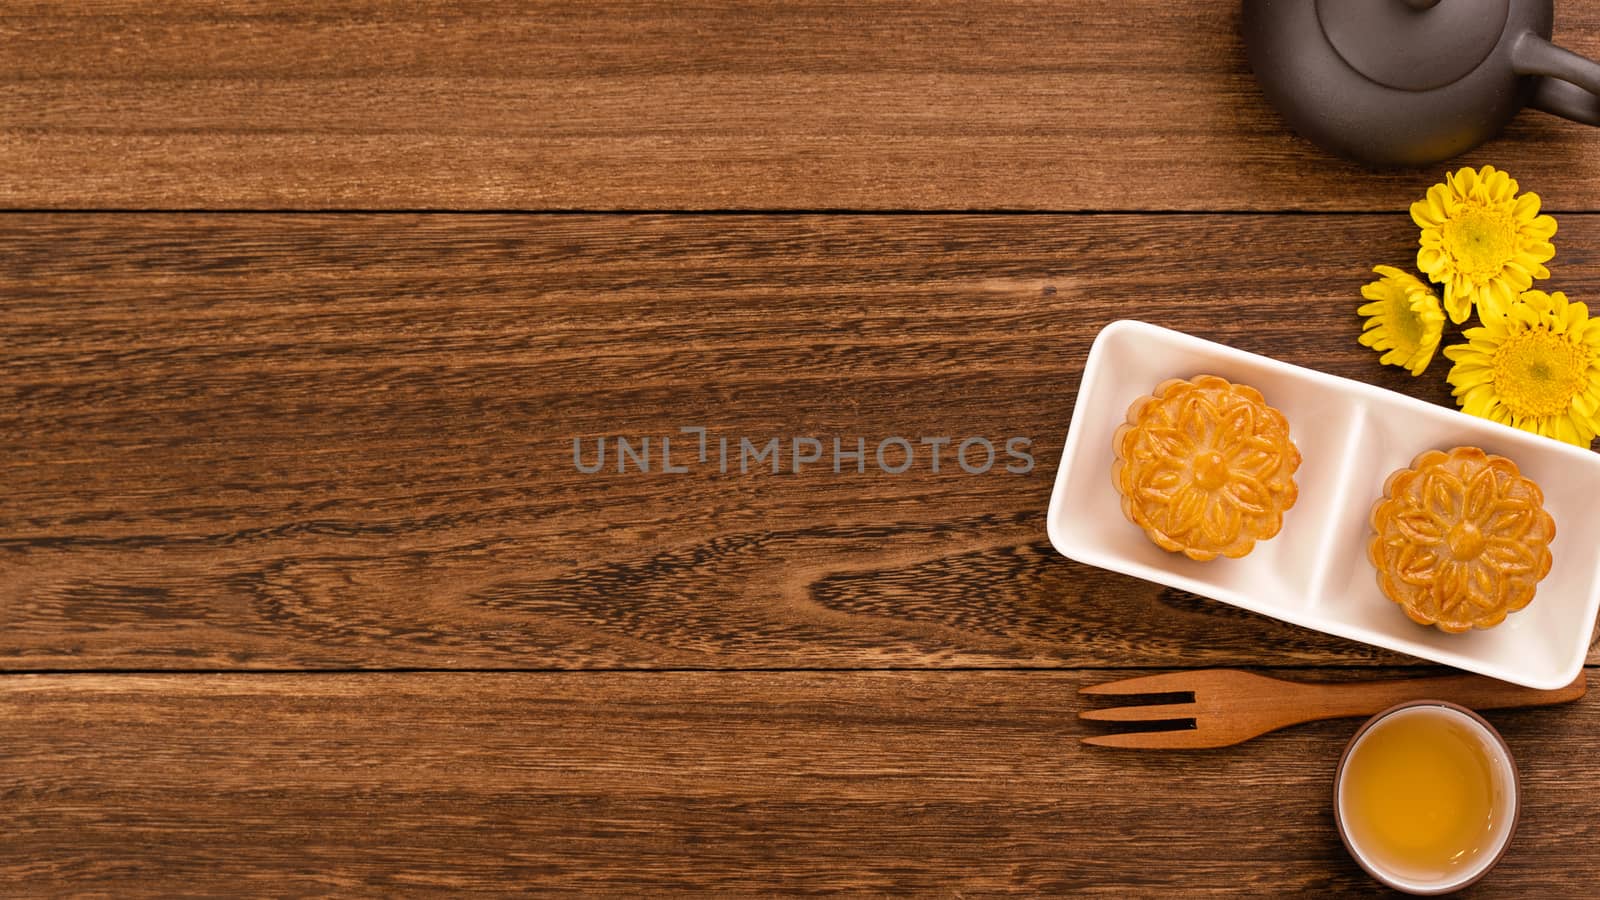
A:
1080 668 1587 748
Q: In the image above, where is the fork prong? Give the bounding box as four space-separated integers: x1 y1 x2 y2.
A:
1081 729 1226 750
1079 703 1196 723
1079 671 1197 696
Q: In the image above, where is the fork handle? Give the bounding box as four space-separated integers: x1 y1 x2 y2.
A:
1286 671 1587 723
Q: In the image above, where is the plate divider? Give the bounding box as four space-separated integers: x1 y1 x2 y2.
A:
1301 401 1373 609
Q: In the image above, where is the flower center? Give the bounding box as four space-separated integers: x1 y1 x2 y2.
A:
1446 522 1486 561
1441 207 1516 280
1387 292 1424 349
1192 451 1230 490
1491 327 1592 419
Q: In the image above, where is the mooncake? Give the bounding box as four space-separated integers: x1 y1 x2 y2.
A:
1112 375 1301 561
1369 447 1554 633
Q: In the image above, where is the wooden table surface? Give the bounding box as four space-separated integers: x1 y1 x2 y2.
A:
5 2 1600 896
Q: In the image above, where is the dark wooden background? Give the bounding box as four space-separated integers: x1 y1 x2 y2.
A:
5 2 1600 896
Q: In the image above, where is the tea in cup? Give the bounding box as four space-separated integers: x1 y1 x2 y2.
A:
1335 701 1518 894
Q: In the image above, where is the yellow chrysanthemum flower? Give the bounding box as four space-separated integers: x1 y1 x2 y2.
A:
1444 289 1600 447
1412 165 1557 324
1358 265 1445 376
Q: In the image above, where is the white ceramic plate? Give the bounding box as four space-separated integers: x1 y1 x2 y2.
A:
1047 320 1600 689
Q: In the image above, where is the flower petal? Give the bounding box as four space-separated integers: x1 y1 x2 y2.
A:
1463 463 1498 520
1396 543 1442 586
1465 564 1498 610
1396 511 1446 544
1483 538 1536 575
1203 495 1240 542
1425 471 1464 521
1226 475 1270 515
1486 502 1533 540
1168 487 1205 536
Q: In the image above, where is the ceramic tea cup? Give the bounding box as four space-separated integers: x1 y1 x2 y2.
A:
1334 701 1519 895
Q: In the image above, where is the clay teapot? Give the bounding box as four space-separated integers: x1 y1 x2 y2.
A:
1243 0 1600 166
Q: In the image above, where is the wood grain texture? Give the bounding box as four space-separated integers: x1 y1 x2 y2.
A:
2 669 1594 896
7 1 1600 211
5 213 1598 671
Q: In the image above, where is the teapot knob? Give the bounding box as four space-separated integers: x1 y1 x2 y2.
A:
1315 0 1507 92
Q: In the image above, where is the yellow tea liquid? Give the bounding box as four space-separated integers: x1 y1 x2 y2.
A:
1340 709 1506 884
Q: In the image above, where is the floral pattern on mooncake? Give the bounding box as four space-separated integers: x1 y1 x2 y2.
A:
1369 446 1555 633
1113 375 1301 561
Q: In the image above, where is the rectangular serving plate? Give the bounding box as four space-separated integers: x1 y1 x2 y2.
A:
1047 320 1600 689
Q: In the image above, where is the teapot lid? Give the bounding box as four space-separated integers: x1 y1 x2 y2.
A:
1317 0 1510 91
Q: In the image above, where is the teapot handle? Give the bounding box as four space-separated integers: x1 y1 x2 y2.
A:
1531 77 1600 126
1514 33 1600 126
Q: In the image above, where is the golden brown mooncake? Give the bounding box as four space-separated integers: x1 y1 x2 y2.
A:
1112 375 1301 561
1369 447 1555 634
